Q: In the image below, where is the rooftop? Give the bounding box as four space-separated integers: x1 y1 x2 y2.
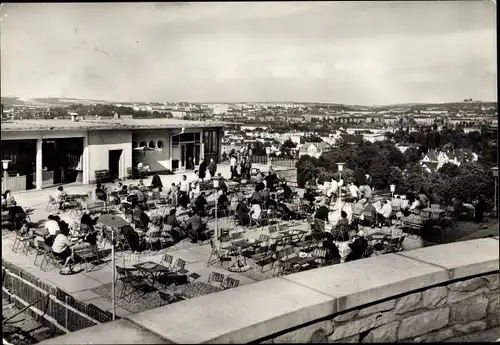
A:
0 119 228 132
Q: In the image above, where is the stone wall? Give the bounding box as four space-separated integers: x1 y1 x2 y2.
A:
40 237 499 344
269 273 499 343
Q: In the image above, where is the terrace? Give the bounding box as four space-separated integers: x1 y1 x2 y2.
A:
2 163 498 339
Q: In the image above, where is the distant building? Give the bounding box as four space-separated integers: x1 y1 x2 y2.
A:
298 141 333 158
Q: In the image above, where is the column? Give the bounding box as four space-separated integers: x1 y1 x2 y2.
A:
200 129 205 161
82 132 89 184
36 138 43 190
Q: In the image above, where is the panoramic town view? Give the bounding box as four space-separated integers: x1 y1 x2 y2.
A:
1 2 498 344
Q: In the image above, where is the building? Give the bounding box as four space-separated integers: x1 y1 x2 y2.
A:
298 141 333 159
419 148 478 172
1 119 225 191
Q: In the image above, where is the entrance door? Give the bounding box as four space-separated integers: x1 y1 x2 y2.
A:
182 143 195 170
108 150 122 180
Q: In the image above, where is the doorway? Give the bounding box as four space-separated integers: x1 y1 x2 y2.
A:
109 150 123 180
181 143 195 170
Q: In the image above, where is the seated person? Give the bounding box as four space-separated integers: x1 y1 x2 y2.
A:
261 188 270 202
254 169 264 184
80 209 98 232
108 191 120 205
95 183 107 202
236 200 250 226
391 195 402 209
52 226 81 273
276 199 298 220
19 219 33 238
265 194 278 210
164 208 184 242
345 230 369 262
378 199 393 227
250 199 262 222
132 204 150 229
144 218 170 248
126 192 139 209
408 196 422 213
138 179 148 191
249 187 262 204
417 188 429 208
314 201 330 222
185 211 212 243
8 201 25 230
474 195 487 222
336 211 349 229
55 186 67 210
44 215 61 246
281 181 293 201
217 173 228 194
121 224 142 252
322 232 341 262
352 198 366 219
194 192 208 216
363 201 377 224
304 189 316 210
135 187 146 204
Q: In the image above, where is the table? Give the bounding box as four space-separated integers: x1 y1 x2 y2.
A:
133 261 170 288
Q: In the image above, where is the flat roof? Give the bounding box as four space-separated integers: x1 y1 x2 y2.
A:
0 119 228 132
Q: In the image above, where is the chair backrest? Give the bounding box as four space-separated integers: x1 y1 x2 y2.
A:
397 235 405 246
148 230 162 239
222 276 240 289
278 224 289 232
269 225 278 233
208 272 225 284
161 254 174 267
220 233 230 242
313 248 327 258
430 204 440 209
285 246 295 256
116 265 127 277
163 224 173 232
175 258 186 270
268 242 278 253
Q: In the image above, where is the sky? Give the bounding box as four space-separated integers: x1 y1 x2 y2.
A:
0 1 496 105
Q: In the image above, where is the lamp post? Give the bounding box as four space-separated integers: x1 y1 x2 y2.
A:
492 167 498 216
336 163 345 209
390 184 396 200
2 160 11 181
213 176 220 244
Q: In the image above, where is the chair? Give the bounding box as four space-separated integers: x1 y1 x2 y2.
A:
145 229 165 251
252 243 278 272
207 272 225 287
221 276 240 289
38 243 64 272
430 204 440 210
158 291 177 306
115 266 153 301
268 225 284 243
172 258 189 275
207 239 231 267
362 210 377 227
74 246 100 272
12 231 34 255
384 236 406 253
360 246 374 259
311 247 328 267
230 232 247 246
254 234 270 247
46 196 59 213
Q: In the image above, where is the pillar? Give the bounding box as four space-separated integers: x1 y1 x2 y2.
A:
36 138 43 190
82 132 89 184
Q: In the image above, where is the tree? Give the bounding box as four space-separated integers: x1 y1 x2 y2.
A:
437 163 461 178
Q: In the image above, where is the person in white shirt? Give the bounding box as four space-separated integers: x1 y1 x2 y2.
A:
348 183 360 202
54 186 67 209
178 175 191 208
409 198 421 212
52 226 81 272
44 215 61 236
392 196 402 209
230 156 237 179
250 200 262 221
378 199 393 227
327 179 338 198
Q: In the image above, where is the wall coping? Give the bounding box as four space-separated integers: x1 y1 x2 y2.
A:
41 238 499 344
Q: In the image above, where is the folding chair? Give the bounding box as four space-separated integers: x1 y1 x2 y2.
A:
74 246 100 272
172 258 189 275
221 276 240 290
145 229 164 251
40 244 64 272
230 232 247 247
360 246 374 259
268 225 284 244
45 196 59 213
158 291 177 306
207 239 231 267
159 253 174 270
384 236 406 253
252 243 278 272
12 231 34 256
115 266 153 301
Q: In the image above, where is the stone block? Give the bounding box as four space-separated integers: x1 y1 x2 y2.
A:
449 293 488 324
447 287 489 304
361 321 399 343
127 278 336 344
452 321 486 334
397 307 450 340
329 311 396 341
422 286 447 309
333 310 359 323
328 334 360 343
398 238 500 280
358 299 396 317
395 292 422 314
485 273 499 290
448 277 488 292
273 320 333 343
412 327 454 343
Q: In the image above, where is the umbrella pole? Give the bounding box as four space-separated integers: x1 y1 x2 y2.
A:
111 227 116 321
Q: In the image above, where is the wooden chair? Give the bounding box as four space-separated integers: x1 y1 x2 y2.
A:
221 276 240 289
145 229 165 251
46 196 59 213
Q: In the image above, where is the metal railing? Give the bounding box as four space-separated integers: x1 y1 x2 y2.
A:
2 260 112 336
250 155 297 168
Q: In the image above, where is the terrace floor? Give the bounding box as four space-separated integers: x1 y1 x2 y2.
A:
2 164 498 318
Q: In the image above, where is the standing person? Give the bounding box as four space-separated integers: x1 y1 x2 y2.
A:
151 172 163 192
266 168 278 192
55 186 67 210
179 175 190 209
198 159 207 181
230 155 237 180
474 195 487 223
208 158 217 178
240 157 248 180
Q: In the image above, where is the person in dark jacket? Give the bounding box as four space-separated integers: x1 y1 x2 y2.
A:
194 192 208 216
208 158 217 178
281 181 293 201
345 230 369 262
95 183 107 202
236 201 250 226
474 195 487 222
121 225 142 252
8 201 26 230
198 159 207 180
151 173 163 192
80 210 98 232
132 204 150 230
323 232 341 262
266 168 278 192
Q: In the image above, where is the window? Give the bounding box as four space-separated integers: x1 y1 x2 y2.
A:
148 140 155 148
132 141 138 148
139 141 146 147
203 129 219 154
157 140 164 149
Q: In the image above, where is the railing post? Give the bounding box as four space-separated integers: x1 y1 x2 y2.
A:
65 296 69 330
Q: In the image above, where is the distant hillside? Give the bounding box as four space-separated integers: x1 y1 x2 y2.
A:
1 97 111 107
